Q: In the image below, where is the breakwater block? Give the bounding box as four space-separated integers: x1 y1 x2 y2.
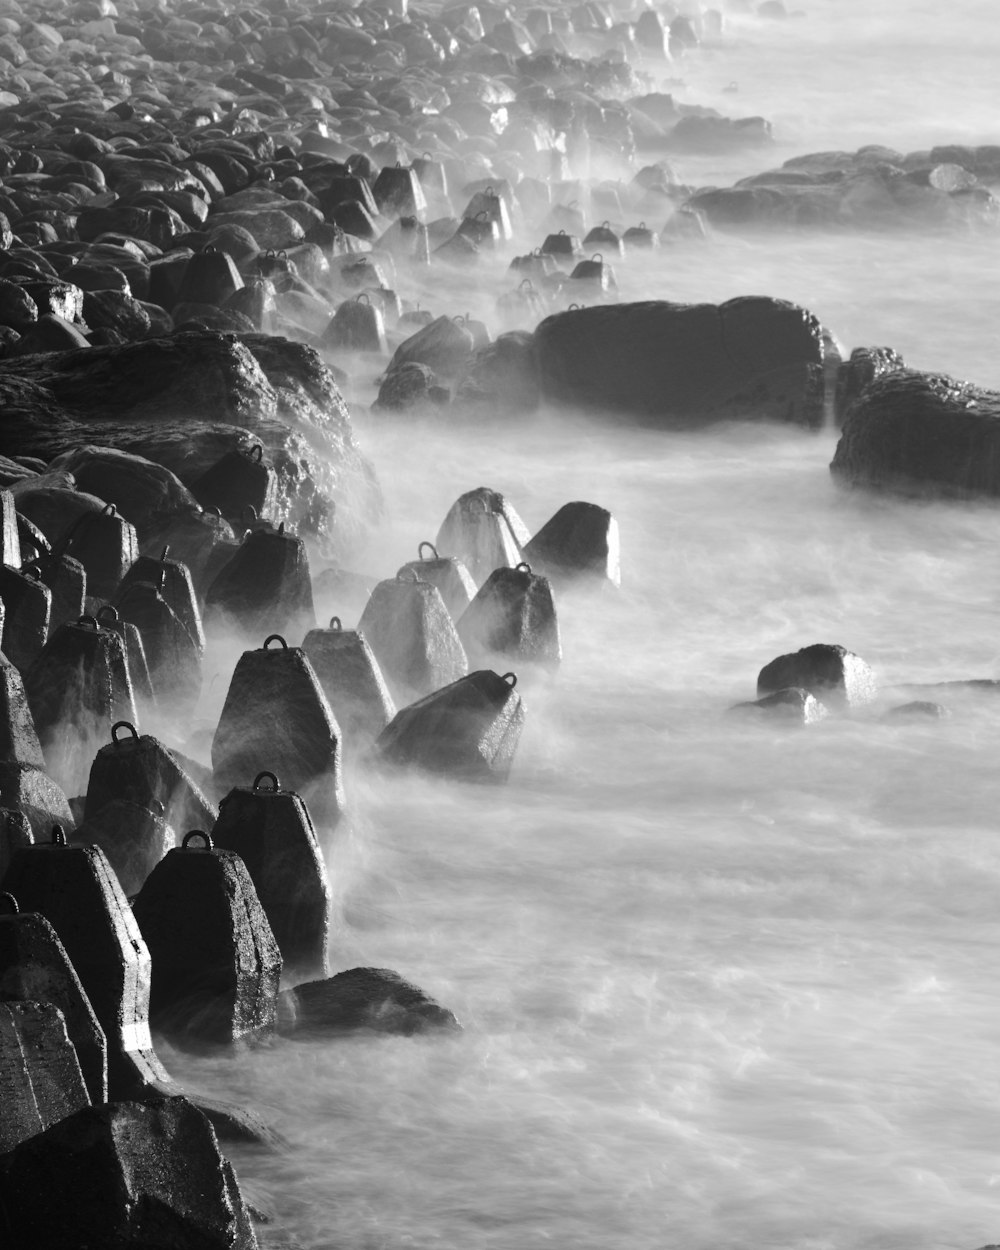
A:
0 563 50 672
212 773 330 981
522 501 621 587
434 486 529 585
70 799 174 897
132 831 281 1048
396 541 477 620
0 1096 259 1249
456 562 561 668
0 896 108 1104
302 617 395 749
357 572 468 705
204 521 315 641
212 635 344 828
85 720 216 837
375 669 524 783
0 652 46 769
757 643 877 707
277 967 460 1037
0 999 90 1152
0 830 170 1098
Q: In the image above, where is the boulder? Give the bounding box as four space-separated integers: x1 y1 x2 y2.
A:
757 643 877 707
833 346 906 425
730 687 829 724
277 967 459 1037
534 298 828 427
830 369 1000 499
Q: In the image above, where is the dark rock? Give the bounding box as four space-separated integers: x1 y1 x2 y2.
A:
132 832 281 1047
0 906 107 1104
455 330 540 414
375 668 524 783
757 643 877 707
886 701 950 719
82 289 152 342
374 361 450 411
211 635 344 829
0 1000 90 1152
534 298 828 427
830 369 1000 499
211 774 330 981
522 501 621 586
277 967 459 1037
0 1096 259 1249
14 311 91 353
833 346 906 425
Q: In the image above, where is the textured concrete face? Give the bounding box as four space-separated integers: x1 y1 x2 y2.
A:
0 1000 90 1152
301 624 395 749
85 727 216 835
522 501 621 588
456 564 562 669
132 841 282 1047
376 669 525 783
434 486 528 585
357 576 468 706
396 549 477 621
212 781 330 982
0 910 108 1103
2 1096 259 1249
0 842 170 1098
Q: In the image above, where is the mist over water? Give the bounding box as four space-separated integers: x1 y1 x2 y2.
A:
166 2 1000 1246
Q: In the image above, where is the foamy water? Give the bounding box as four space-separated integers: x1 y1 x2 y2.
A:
170 3 1000 1247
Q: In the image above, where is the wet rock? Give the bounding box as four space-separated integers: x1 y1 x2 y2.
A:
0 904 107 1104
211 773 330 981
0 1000 90 1152
833 346 906 425
132 831 281 1048
376 668 524 783
277 967 459 1037
757 643 877 707
211 635 344 829
522 501 621 586
457 562 561 668
358 572 468 705
374 360 450 412
830 369 1000 499
0 1096 259 1249
302 618 395 751
534 298 828 427
730 686 829 724
455 330 540 414
885 701 950 719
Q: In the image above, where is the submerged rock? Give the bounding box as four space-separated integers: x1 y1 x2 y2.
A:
277 967 459 1037
757 643 877 707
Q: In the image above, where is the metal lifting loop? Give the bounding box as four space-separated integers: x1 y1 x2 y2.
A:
592 252 603 263
356 292 371 304
0 891 18 915
250 445 263 463
182 830 213 850
263 634 287 650
77 614 99 630
515 561 532 573
51 824 66 846
253 771 279 792
22 563 41 582
329 616 342 631
112 721 138 744
502 672 517 688
418 541 439 561
96 605 119 624
160 544 170 561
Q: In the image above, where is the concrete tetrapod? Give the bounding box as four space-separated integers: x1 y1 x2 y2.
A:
301 617 395 752
0 563 51 672
57 501 139 601
396 541 477 621
211 773 330 982
0 1096 259 1250
357 572 468 707
522 501 621 588
0 893 108 1103
132 831 282 1048
456 562 562 669
204 521 315 642
434 486 529 585
0 999 90 1153
113 574 203 715
375 669 525 783
211 635 345 830
190 443 275 528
